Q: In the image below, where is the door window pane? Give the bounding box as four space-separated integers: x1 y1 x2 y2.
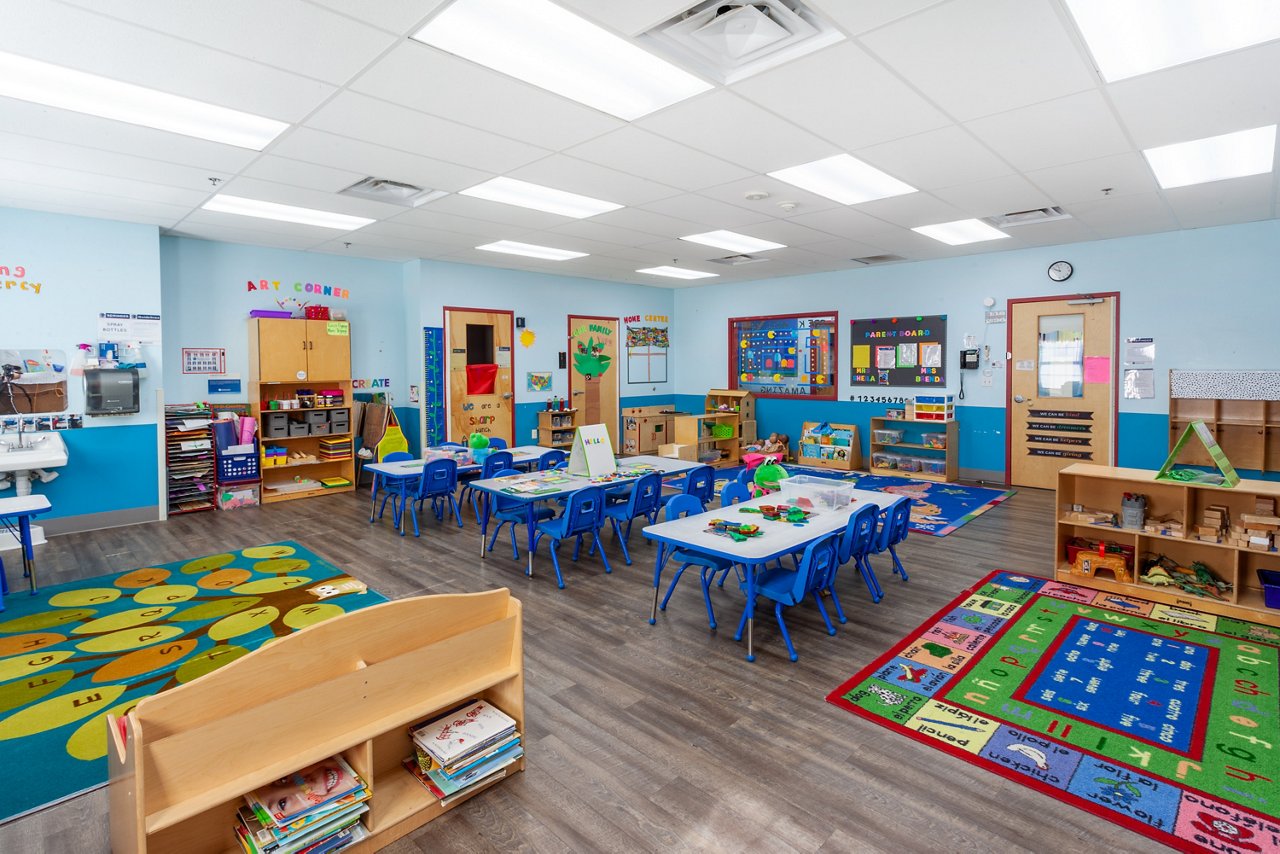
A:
1038 314 1083 398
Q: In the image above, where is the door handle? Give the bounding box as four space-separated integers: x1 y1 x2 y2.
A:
1013 394 1028 403
572 391 584 396
501 393 513 399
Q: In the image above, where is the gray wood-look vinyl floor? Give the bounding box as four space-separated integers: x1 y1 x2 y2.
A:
0 485 1169 853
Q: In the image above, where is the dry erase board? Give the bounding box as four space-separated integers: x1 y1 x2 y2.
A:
728 312 838 399
849 314 947 387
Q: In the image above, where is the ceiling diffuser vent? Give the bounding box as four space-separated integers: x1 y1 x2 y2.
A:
850 254 906 265
985 206 1072 228
641 1 845 84
339 177 447 208
709 253 771 266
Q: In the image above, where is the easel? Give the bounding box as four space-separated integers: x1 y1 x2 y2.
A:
356 403 409 489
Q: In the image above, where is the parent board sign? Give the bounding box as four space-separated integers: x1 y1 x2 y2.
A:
567 424 616 477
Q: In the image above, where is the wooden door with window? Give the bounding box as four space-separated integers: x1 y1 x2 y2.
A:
568 315 619 451
444 307 514 446
1008 294 1118 489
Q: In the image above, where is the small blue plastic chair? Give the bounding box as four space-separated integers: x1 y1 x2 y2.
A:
720 481 750 508
602 472 662 565
486 468 555 560
372 451 414 520
531 486 611 588
658 495 736 629
407 457 462 535
660 464 716 511
538 449 567 471
736 531 840 661
835 503 882 612
461 450 513 518
735 468 755 488
487 436 508 450
876 497 912 582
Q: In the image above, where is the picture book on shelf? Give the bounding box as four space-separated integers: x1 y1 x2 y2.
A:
410 699 517 765
426 742 523 794
248 755 365 825
401 757 509 807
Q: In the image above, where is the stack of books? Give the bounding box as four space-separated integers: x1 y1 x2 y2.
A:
318 436 352 461
403 700 523 806
235 755 370 854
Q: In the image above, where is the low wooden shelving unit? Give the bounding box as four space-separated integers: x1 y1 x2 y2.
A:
1169 396 1280 473
674 411 740 468
868 416 957 482
1054 463 1280 627
109 589 524 853
537 407 579 449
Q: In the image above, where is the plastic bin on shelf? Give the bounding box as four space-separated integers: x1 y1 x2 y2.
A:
920 458 947 476
777 475 857 511
872 452 898 469
873 429 904 444
897 457 923 473
921 432 947 449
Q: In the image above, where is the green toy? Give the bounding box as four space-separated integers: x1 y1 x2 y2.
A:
754 460 787 492
467 432 490 450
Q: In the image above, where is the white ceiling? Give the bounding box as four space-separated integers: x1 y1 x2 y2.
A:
3 0 1278 287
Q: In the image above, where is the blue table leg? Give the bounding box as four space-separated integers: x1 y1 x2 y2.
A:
18 515 36 594
733 561 757 661
368 476 380 523
648 541 667 625
525 502 536 577
478 491 490 559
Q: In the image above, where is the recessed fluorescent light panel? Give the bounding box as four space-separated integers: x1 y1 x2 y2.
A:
459 177 622 219
680 230 786 253
477 240 587 260
202 195 374 230
636 266 718 280
1143 125 1277 189
0 51 287 150
912 219 1010 246
1064 0 1280 81
768 154 916 205
413 0 712 121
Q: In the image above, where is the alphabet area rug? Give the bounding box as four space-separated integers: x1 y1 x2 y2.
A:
826 571 1280 853
0 541 387 824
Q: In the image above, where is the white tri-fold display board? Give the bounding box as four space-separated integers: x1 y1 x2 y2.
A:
567 424 616 477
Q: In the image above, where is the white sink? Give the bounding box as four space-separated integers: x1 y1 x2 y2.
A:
0 431 69 473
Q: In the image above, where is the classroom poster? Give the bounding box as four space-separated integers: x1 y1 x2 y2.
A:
850 314 947 386
729 312 837 399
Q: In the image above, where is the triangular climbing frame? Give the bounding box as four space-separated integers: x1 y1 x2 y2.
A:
1156 418 1240 487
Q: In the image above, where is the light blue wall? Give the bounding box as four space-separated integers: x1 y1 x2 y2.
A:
673 220 1280 477
0 207 163 522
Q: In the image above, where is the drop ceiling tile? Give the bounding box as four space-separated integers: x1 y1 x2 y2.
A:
698 176 842 219
351 42 624 151
639 194 773 229
305 92 550 174
582 207 708 239
1164 174 1275 230
855 125 1013 190
267 128 489 192
807 0 949 34
306 0 448 34
1067 193 1178 238
180 208 370 241
165 222 323 251
1024 153 1160 206
64 0 395 84
237 156 367 194
801 238 897 261
215 176 406 219
554 0 700 36
2 3 333 121
507 155 681 207
635 90 837 173
516 235 659 263
715 219 839 247
996 218 1097 247
548 219 680 250
0 159 209 206
353 217 478 248
308 239 426 262
0 193 178 228
421 194 575 230
859 0 1096 121
0 131 231 192
392 206 540 239
732 42 951 150
931 174 1053 218
853 193 968 228
0 97 259 173
0 183 190 224
1107 41 1280 148
787 206 910 242
632 238 730 263
566 126 753 191
965 91 1132 173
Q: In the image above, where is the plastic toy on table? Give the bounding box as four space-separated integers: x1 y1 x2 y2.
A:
706 518 762 542
740 504 812 524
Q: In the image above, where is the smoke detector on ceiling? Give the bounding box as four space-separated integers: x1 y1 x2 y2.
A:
985 206 1072 228
641 1 845 85
339 177 447 208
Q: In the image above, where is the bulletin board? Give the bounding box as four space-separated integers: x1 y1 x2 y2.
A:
849 314 947 387
728 312 838 400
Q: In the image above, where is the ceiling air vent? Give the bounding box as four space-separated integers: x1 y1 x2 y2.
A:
985 206 1072 228
641 1 845 85
850 254 906 265
339 177 447 208
709 253 771 266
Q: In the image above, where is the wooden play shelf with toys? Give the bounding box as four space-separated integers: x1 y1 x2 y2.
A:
1055 463 1280 627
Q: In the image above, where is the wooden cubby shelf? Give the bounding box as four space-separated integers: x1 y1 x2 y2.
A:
109 589 524 853
1168 397 1280 473
538 407 579 449
868 416 957 482
1055 463 1280 628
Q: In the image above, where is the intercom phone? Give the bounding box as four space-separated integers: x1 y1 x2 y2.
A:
960 349 980 369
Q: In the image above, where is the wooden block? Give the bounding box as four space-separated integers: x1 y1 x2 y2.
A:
1198 525 1223 536
1249 541 1270 551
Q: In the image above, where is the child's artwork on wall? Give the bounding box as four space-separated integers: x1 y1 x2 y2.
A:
527 371 552 392
625 325 668 383
729 312 838 399
850 314 947 387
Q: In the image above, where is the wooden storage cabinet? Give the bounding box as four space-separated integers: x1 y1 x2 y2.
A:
249 318 354 503
538 408 579 449
868 417 957 482
1054 463 1280 627
1168 397 1280 473
621 404 675 456
673 412 739 468
109 590 524 854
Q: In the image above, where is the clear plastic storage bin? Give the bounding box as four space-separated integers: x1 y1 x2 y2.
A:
921 433 947 449
777 475 858 511
873 429 904 444
872 451 898 469
897 457 923 473
920 458 947 475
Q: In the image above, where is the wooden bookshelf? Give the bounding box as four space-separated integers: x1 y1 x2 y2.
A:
1168 397 1280 473
674 412 740 468
1054 463 1280 627
868 417 957 482
538 408 579 449
108 590 524 853
796 421 861 471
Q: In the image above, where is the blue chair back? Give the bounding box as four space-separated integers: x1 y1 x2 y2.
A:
556 486 606 537
481 450 514 479
720 481 750 507
625 472 664 519
665 494 703 521
683 465 716 506
487 437 508 450
889 497 912 545
838 503 879 566
439 442 465 448
539 449 567 470
490 468 525 513
381 451 412 464
874 497 911 551
735 468 754 487
416 457 458 499
796 532 841 600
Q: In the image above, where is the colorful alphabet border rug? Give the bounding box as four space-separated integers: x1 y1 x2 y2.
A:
827 571 1280 853
0 541 387 823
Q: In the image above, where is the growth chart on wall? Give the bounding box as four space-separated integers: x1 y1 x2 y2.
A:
849 314 947 387
729 312 838 399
